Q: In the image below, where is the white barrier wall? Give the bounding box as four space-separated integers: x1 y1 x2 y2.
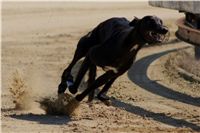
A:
149 1 200 14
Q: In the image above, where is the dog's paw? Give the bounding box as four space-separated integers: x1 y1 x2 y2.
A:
97 94 112 106
58 74 74 94
102 99 112 106
58 83 67 94
68 85 78 94
97 94 109 101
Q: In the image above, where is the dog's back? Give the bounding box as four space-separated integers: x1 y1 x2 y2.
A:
75 17 133 57
90 17 132 44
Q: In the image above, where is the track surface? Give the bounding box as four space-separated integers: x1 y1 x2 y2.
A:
2 2 200 133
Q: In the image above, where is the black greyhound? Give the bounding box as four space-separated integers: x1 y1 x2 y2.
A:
58 16 168 103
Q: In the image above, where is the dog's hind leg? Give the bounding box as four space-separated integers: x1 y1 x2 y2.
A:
87 64 97 102
97 77 116 102
75 71 116 102
68 57 91 94
58 51 85 94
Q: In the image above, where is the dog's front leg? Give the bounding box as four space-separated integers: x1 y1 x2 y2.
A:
97 77 116 101
87 64 97 102
75 71 116 102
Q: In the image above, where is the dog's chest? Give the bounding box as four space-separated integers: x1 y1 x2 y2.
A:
103 66 118 73
102 45 140 74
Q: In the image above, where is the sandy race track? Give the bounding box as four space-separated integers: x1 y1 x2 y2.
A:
2 2 200 133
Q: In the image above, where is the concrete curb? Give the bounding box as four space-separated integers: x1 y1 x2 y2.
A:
176 66 200 83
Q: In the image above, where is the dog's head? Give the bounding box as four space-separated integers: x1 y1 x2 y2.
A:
137 16 169 44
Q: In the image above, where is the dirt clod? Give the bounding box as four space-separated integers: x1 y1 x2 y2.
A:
38 93 80 116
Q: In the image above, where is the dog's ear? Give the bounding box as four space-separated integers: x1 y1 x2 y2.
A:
129 17 140 27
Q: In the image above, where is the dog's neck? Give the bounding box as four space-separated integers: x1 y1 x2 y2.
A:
125 26 146 50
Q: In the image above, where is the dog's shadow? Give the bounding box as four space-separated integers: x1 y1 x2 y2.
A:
124 47 200 131
10 113 70 125
8 47 200 129
111 98 200 131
